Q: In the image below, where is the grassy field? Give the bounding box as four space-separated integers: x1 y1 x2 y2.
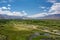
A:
0 19 60 40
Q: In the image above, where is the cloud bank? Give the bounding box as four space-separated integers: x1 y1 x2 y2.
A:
28 0 60 18
0 6 27 17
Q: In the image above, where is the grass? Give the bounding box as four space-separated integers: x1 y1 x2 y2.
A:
0 19 60 40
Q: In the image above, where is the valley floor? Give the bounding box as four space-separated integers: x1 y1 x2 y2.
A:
0 19 60 40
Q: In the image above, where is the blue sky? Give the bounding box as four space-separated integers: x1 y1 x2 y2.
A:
11 0 52 14
0 0 60 18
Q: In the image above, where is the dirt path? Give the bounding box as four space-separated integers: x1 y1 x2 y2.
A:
37 28 60 36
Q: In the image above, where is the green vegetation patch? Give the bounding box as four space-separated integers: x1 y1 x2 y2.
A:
0 19 60 40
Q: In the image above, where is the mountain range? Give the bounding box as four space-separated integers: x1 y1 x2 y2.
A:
0 14 60 19
37 14 60 19
0 14 24 19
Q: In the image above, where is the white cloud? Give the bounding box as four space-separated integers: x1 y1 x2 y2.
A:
8 4 11 7
7 7 11 10
43 10 47 11
22 11 27 16
47 0 60 14
1 4 11 10
47 0 57 3
1 6 11 10
49 3 60 14
0 7 27 16
39 6 49 12
2 7 7 9
28 3 60 18
28 13 48 18
39 6 46 9
41 6 46 9
13 11 27 16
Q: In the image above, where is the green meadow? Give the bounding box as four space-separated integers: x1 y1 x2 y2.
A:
0 19 60 40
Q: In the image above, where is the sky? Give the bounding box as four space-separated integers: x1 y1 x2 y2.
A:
0 0 60 18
